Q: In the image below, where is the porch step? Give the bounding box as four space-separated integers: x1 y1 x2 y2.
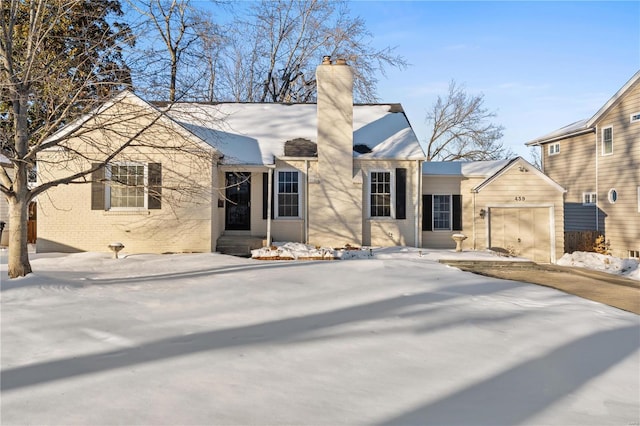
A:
216 235 267 257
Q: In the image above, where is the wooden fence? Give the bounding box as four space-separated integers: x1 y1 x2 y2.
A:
564 230 602 253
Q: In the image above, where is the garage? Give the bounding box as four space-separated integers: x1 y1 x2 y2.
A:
489 207 552 263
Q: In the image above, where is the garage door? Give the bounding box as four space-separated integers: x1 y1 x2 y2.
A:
489 207 551 263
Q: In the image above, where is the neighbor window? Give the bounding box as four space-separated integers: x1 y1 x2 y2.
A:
423 194 462 232
602 126 613 155
582 192 597 205
276 170 299 217
608 188 617 204
548 143 560 155
631 112 640 123
370 171 392 217
109 163 146 208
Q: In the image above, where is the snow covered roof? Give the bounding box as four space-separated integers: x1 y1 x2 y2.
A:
163 103 425 165
0 154 11 166
422 159 511 177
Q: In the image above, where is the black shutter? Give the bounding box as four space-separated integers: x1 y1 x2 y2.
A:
148 163 162 210
452 195 462 231
91 164 105 210
262 172 274 219
395 168 406 220
423 194 432 231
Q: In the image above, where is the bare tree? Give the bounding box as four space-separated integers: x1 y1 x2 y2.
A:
219 0 407 103
127 0 224 102
425 80 511 161
0 0 213 278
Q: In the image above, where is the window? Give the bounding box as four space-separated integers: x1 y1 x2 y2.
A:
629 250 640 259
602 126 613 155
109 163 146 208
370 171 392 217
608 188 617 204
582 192 597 205
548 143 560 155
433 195 451 230
91 162 161 211
276 170 299 217
422 194 462 231
631 112 640 123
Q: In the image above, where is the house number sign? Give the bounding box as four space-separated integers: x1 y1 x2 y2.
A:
514 196 526 201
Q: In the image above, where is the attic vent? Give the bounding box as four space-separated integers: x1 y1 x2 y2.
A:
353 144 372 154
284 138 317 157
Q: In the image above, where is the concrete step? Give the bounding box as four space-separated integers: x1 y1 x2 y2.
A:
216 235 267 257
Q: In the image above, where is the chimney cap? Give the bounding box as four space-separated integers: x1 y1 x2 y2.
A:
322 55 331 65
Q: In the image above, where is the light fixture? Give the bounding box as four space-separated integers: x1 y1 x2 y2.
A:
479 209 486 219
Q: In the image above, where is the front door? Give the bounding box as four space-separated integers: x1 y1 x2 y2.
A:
225 172 251 230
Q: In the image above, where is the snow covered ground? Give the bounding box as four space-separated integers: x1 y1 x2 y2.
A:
558 251 640 281
1 248 639 425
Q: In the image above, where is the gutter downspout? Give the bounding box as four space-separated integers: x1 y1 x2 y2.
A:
472 190 477 250
595 127 599 232
415 160 421 247
266 167 273 246
305 159 309 244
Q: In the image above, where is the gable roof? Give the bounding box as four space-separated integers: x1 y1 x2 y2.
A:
526 70 640 146
163 103 424 165
472 157 565 193
43 91 219 156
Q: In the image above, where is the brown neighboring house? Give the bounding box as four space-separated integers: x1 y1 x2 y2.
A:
526 71 640 259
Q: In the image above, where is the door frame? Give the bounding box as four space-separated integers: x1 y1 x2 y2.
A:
225 172 251 231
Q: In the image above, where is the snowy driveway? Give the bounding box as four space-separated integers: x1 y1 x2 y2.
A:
1 250 639 425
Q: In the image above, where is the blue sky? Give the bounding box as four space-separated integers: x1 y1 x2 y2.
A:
347 1 640 159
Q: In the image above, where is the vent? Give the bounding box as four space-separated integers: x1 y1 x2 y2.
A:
353 144 372 154
284 138 317 157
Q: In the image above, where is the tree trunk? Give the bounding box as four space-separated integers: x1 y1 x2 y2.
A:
7 197 32 278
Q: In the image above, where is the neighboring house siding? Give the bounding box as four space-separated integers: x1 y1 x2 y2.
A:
563 203 604 231
542 132 596 204
595 82 640 257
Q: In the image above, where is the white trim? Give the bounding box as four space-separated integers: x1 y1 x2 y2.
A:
368 169 395 219
274 169 301 219
548 142 560 155
607 188 618 204
601 126 613 156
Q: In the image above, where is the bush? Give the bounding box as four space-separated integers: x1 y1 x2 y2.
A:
593 235 611 255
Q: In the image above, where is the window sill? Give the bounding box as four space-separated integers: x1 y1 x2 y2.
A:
103 210 151 216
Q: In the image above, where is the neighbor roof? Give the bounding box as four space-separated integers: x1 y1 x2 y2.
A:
526 70 640 146
164 103 425 165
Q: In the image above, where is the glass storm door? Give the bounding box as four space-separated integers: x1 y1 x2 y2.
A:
225 172 251 230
